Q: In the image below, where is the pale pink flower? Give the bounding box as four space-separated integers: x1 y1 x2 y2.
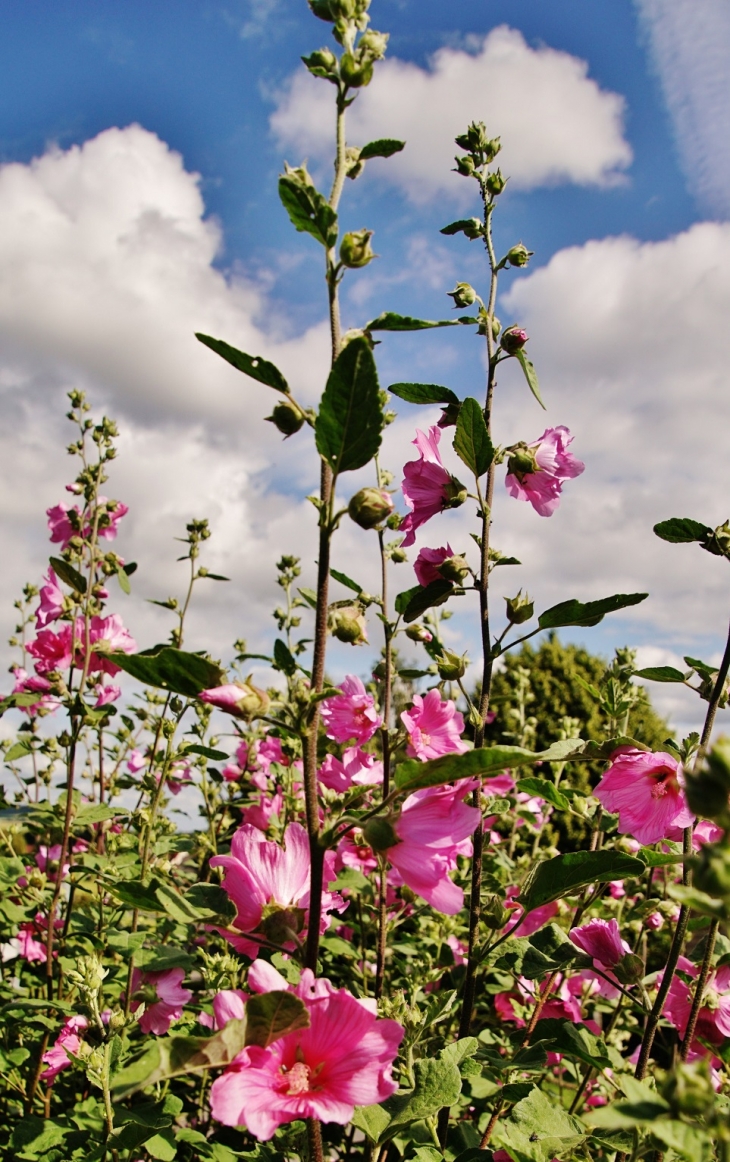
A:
199 989 247 1031
210 962 402 1139
318 747 383 792
47 502 81 548
97 498 129 541
40 1015 89 1082
646 911 664 931
35 569 65 629
210 822 343 956
664 956 730 1049
400 427 464 547
241 789 284 831
166 761 193 796
130 967 192 1036
401 688 467 761
570 918 629 969
86 614 137 675
414 544 455 587
594 747 694 846
94 684 121 708
16 922 48 963
126 749 147 774
483 772 515 796
320 675 382 744
505 426 584 517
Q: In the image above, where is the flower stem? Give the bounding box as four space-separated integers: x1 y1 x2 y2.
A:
374 860 388 1001
680 916 718 1061
307 1116 325 1162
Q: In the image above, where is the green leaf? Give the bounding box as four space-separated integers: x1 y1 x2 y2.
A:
351 1104 392 1145
108 647 226 698
515 777 570 812
439 1037 479 1067
117 566 131 595
397 579 456 623
273 638 297 676
493 1087 583 1162
5 740 33 762
514 348 545 410
365 311 475 332
74 803 128 825
530 1018 611 1069
50 556 87 593
112 1019 249 1097
394 738 582 794
387 382 459 406
184 882 236 920
330 567 364 594
518 849 645 912
649 1119 711 1162
653 517 712 544
359 138 405 160
10 1116 73 1157
278 170 338 248
108 875 205 923
634 666 687 683
183 744 229 760
384 1057 462 1134
315 336 384 476
244 991 309 1048
439 218 484 238
453 397 493 477
195 334 290 394
143 1130 177 1162
538 592 648 630
134 945 195 973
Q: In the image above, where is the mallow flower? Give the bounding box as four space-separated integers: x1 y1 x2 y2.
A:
505 426 584 517
594 746 694 846
318 747 383 792
401 688 467 761
400 427 466 546
320 675 382 744
664 955 730 1049
35 568 64 629
130 967 192 1036
40 1015 89 1082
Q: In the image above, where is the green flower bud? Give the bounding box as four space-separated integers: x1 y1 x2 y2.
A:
506 444 539 481
447 282 477 309
505 590 534 626
482 893 510 930
500 326 529 355
261 905 306 944
389 545 408 564
443 478 468 509
454 154 476 178
340 51 374 88
438 554 471 584
345 146 364 180
358 28 388 58
466 704 483 730
340 228 376 267
455 122 501 163
362 816 400 852
704 520 730 559
266 398 306 437
329 605 368 645
613 952 645 985
436 648 467 681
485 168 507 196
405 623 433 643
348 487 394 529
301 48 338 80
506 242 533 268
386 512 402 530
660 1059 716 1119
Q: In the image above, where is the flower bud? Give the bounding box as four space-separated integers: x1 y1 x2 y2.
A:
436 648 467 681
358 28 388 58
405 623 433 643
455 122 500 163
340 52 373 88
485 169 507 196
266 398 306 437
506 444 539 481
437 402 461 429
454 154 476 177
500 326 529 355
506 243 533 268
329 605 368 645
447 282 477 309
348 487 394 529
443 478 468 509
438 554 471 584
200 680 270 721
705 520 730 559
389 545 408 564
301 48 338 79
340 228 376 268
660 1059 716 1119
467 704 483 730
482 893 510 930
505 590 534 626
613 952 645 985
362 816 400 853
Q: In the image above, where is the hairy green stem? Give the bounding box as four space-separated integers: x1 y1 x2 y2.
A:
680 917 718 1061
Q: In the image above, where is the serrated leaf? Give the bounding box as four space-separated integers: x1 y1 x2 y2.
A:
518 850 645 912
244 991 309 1048
493 1086 583 1162
634 666 687 683
394 738 582 794
359 138 405 160
439 218 483 238
397 579 455 623
50 556 87 594
538 592 648 630
653 517 712 544
387 382 459 406
108 876 204 923
108 647 225 698
351 1104 392 1145
75 803 128 825
514 348 545 410
278 171 338 248
195 334 289 394
516 777 569 812
382 1057 462 1137
273 639 297 676
530 1018 611 1069
453 397 493 477
365 311 474 332
315 337 384 476
184 882 236 920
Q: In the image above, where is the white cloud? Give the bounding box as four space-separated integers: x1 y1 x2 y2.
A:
635 0 730 218
270 26 632 204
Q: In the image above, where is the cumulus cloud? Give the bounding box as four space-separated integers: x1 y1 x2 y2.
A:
270 26 632 204
635 0 730 219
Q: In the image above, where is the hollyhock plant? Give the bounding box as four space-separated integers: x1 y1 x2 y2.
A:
400 426 466 547
97 497 129 541
401 688 468 761
505 426 584 517
241 789 284 831
594 746 694 846
47 501 81 548
27 624 74 675
40 1015 89 1083
210 962 403 1140
318 747 383 792
663 956 730 1048
570 918 630 969
35 568 65 628
414 544 455 586
320 675 382 744
12 667 59 715
130 967 192 1036
210 822 343 955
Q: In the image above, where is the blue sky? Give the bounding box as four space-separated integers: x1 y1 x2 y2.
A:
0 0 729 736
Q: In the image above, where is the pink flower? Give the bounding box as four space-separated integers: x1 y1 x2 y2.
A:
664 956 730 1048
646 911 664 931
86 614 137 675
400 427 465 547
200 989 247 1031
381 782 480 914
126 749 147 774
40 1015 89 1082
130 967 192 1035
27 624 74 674
166 761 193 795
47 502 81 548
336 832 378 875
241 789 284 831
505 426 584 517
210 823 343 955
401 688 467 761
35 569 65 628
504 885 559 937
15 922 48 963
318 747 383 792
222 762 243 782
210 963 402 1139
414 544 455 587
94 684 121 708
320 675 382 745
97 498 129 541
594 747 694 846
570 918 629 969
11 667 59 715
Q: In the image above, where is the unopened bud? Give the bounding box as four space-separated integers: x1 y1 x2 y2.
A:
266 398 306 437
302 48 338 78
506 243 533 268
340 52 373 88
705 520 730 559
443 478 468 509
329 605 368 645
358 28 388 58
447 282 477 309
482 893 510 930
340 228 376 268
467 704 484 730
485 169 507 196
362 816 400 853
454 154 476 178
405 623 433 643
613 952 644 985
500 326 529 355
389 545 408 564
505 590 534 626
661 1059 716 1118
436 648 467 681
455 123 501 163
200 679 270 721
438 554 470 584
348 487 394 529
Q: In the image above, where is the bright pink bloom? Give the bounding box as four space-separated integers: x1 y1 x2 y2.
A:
11 667 59 715
664 956 730 1048
400 427 463 547
646 911 664 931
200 989 247 1031
504 885 559 937
130 967 192 1035
166 761 193 796
383 782 479 914
27 624 74 674
210 963 402 1139
594 747 694 846
16 922 48 963
570 918 629 969
414 544 455 587
401 688 467 761
318 747 383 792
241 789 284 831
47 502 81 548
320 675 382 744
257 735 288 772
40 1015 89 1082
337 832 378 875
97 498 129 541
505 426 584 517
210 823 343 956
222 762 243 782
483 772 515 796
126 748 147 774
86 614 137 675
35 569 65 629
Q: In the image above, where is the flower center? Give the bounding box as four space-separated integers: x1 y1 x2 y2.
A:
280 1060 311 1095
419 731 431 747
650 770 677 799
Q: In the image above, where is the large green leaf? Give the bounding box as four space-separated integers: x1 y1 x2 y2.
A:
365 311 476 331
634 665 687 683
278 169 338 248
108 876 205 923
453 397 493 477
394 738 582 794
518 850 645 912
396 579 455 623
388 382 459 406
493 1087 584 1162
245 991 310 1049
111 1019 250 1098
653 517 712 544
537 592 648 630
529 1018 611 1069
359 138 405 160
315 337 384 475
515 777 570 812
195 334 290 394
108 647 225 698
514 349 545 410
